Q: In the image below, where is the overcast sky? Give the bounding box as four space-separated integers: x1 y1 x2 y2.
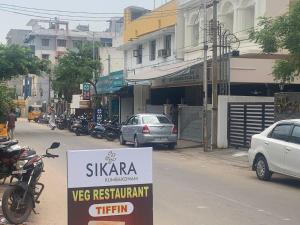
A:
0 0 168 43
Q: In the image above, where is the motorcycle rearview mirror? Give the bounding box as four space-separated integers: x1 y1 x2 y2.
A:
49 142 60 149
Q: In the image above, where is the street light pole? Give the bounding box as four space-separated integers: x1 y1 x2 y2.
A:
203 0 209 152
211 0 219 150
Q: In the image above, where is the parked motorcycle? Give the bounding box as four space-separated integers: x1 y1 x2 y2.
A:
55 115 67 130
103 121 121 141
66 114 76 132
37 113 50 124
1 142 60 224
74 116 93 136
0 140 36 182
90 123 106 139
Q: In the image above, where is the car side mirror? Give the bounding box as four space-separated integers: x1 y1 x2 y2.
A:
49 142 60 149
121 122 126 125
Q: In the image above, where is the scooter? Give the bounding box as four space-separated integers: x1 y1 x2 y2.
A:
90 123 106 139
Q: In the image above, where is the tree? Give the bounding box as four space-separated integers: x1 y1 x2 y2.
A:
249 0 300 83
0 85 14 123
52 42 101 102
0 44 48 81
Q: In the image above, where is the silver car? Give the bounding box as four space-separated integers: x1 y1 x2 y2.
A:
120 114 178 149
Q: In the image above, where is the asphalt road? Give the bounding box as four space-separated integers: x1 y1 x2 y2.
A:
3 120 300 225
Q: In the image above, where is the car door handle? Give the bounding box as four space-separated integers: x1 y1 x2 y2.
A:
264 141 269 145
285 147 291 151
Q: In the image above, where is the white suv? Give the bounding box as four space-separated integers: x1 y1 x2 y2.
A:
249 119 300 181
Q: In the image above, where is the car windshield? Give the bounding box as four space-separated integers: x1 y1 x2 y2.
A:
142 115 171 124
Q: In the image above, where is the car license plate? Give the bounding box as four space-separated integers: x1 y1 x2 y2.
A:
156 138 168 142
12 170 27 175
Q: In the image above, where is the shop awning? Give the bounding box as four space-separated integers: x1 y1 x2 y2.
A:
126 60 200 82
96 70 124 94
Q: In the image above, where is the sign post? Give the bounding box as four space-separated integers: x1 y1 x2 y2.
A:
67 148 153 225
83 83 91 100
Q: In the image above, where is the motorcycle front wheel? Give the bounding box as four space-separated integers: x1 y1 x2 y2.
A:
2 185 33 224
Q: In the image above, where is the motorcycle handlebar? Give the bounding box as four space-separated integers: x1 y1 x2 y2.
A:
43 152 59 159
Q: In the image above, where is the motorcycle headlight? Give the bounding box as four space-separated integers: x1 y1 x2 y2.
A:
16 160 28 170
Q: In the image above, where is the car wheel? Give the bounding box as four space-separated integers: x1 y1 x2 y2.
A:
120 134 125 145
256 156 272 181
134 136 140 148
167 143 176 150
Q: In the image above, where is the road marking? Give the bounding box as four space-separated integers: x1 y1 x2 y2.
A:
282 218 291 221
197 206 208 209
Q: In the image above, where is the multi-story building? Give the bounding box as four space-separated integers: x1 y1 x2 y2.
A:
24 19 113 64
120 1 180 114
6 18 115 113
176 0 297 97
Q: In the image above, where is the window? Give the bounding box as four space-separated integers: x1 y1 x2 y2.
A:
221 2 234 32
42 39 50 47
142 115 171 125
136 45 143 64
41 54 50 60
72 40 82 48
149 40 156 61
164 35 172 57
132 116 139 125
126 117 134 125
290 126 300 144
100 38 112 47
192 23 199 47
57 39 67 47
270 124 292 141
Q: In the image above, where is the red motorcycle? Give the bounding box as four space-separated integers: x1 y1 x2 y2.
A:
0 140 36 183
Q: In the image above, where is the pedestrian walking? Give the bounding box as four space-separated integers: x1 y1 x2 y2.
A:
48 107 56 130
6 109 17 140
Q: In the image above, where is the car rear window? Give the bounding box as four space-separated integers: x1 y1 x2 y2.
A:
270 124 292 141
142 115 171 124
290 126 300 144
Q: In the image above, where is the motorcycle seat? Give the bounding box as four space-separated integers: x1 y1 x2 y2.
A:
0 140 19 147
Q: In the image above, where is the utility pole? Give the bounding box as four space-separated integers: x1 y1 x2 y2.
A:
211 0 218 149
108 54 111 75
92 32 96 81
203 0 209 152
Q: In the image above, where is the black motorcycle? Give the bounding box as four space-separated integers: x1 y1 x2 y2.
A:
74 116 93 136
1 142 60 224
55 115 67 130
0 140 36 183
103 121 121 141
90 123 106 139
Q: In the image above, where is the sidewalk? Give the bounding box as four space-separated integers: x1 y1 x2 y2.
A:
176 139 250 169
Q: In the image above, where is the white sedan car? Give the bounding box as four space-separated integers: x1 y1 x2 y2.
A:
249 119 300 181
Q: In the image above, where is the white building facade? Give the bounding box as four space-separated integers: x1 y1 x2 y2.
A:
121 26 178 114
176 0 291 85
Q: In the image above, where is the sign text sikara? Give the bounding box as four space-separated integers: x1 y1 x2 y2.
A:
67 148 153 225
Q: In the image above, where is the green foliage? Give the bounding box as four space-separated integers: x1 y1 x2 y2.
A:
0 85 14 123
0 44 49 80
52 42 101 102
249 0 300 83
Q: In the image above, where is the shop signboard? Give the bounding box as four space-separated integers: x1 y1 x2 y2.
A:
83 83 91 100
67 148 153 225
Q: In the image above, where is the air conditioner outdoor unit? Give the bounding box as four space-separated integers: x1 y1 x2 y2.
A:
158 49 168 58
